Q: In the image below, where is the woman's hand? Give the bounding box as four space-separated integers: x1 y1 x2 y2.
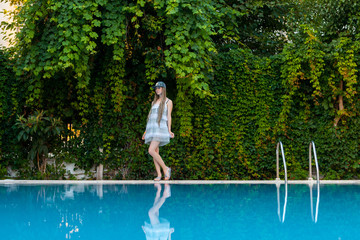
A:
169 131 175 138
142 131 146 140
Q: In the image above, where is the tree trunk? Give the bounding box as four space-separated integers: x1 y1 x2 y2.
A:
42 158 47 173
334 80 344 126
96 164 104 180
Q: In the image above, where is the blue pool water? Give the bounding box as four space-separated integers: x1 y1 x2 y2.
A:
0 183 359 239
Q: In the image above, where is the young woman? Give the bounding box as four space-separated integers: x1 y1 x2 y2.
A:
142 81 174 181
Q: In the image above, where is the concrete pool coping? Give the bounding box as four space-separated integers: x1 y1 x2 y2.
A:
1 179 360 185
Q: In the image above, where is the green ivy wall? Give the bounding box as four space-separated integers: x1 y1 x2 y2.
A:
0 0 359 180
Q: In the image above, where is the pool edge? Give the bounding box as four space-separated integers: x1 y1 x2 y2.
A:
1 179 360 185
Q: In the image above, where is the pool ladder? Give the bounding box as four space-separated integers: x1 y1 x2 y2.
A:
308 141 320 183
276 141 287 182
276 141 320 223
308 141 320 222
275 141 320 183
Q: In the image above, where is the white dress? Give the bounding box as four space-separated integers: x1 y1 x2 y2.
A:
145 99 171 146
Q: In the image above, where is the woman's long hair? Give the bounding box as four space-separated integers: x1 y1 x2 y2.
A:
148 87 167 125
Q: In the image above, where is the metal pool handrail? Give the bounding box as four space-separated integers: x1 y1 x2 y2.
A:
309 141 320 183
276 141 288 182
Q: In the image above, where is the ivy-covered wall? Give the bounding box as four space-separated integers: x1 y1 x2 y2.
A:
0 49 27 178
0 0 360 180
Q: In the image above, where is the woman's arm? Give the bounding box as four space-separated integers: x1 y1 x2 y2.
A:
167 100 174 138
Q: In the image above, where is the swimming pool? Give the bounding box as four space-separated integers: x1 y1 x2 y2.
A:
0 183 358 239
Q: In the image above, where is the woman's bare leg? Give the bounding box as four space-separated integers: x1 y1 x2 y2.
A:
149 141 169 177
153 147 161 178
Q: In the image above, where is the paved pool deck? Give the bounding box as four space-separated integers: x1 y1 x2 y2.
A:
1 179 360 185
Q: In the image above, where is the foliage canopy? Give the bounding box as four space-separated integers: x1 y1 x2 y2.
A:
0 0 359 179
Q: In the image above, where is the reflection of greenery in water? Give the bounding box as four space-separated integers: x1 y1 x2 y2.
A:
0 184 155 239
159 184 360 240
1 184 360 240
166 184 279 239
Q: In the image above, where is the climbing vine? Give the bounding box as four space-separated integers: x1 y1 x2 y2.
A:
1 0 360 179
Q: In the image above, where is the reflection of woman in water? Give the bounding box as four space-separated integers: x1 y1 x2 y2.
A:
142 184 174 240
